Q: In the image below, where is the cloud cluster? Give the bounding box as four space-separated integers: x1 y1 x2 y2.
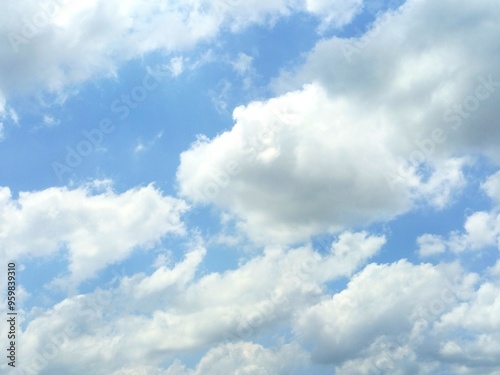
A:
177 0 500 244
3 0 500 374
0 181 187 285
418 170 500 256
275 0 500 161
0 0 363 102
177 82 469 244
5 230 500 374
1 231 384 374
111 343 307 375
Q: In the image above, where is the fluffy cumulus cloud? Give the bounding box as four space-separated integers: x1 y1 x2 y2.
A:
295 259 495 374
417 233 446 257
432 279 500 374
177 0 500 244
177 82 468 244
164 342 307 375
295 261 463 363
8 239 500 375
275 0 500 161
1 232 383 374
418 170 500 255
0 0 362 101
483 170 500 204
0 181 187 285
4 0 500 374
110 343 307 375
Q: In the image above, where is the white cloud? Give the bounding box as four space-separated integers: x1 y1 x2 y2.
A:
293 259 491 374
417 233 447 257
177 0 500 244
111 342 307 375
231 52 254 75
1 0 221 96
177 83 468 244
134 130 164 154
42 114 60 128
416 157 469 209
0 91 18 138
134 143 145 153
3 1 500 374
172 342 307 375
433 281 500 372
438 282 500 332
0 0 363 105
4 231 382 374
3 230 498 375
273 0 500 162
335 338 439 375
457 211 500 250
305 0 363 31
417 210 499 254
209 79 232 114
294 260 467 364
418 170 500 254
168 56 185 77
0 182 187 286
482 170 500 204
420 210 500 254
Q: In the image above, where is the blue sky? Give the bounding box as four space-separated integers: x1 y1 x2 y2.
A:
1 0 500 374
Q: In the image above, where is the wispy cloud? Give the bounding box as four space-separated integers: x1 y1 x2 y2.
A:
134 130 164 154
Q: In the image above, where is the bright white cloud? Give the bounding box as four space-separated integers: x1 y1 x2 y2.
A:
295 260 465 363
418 170 500 254
173 342 307 375
2 229 497 375
0 182 187 286
294 259 488 374
417 233 446 257
305 0 363 30
3 231 382 374
274 0 500 162
433 280 500 372
3 0 500 374
177 0 500 244
482 170 500 204
177 83 468 244
419 210 500 254
416 157 469 209
0 0 363 103
111 342 307 375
